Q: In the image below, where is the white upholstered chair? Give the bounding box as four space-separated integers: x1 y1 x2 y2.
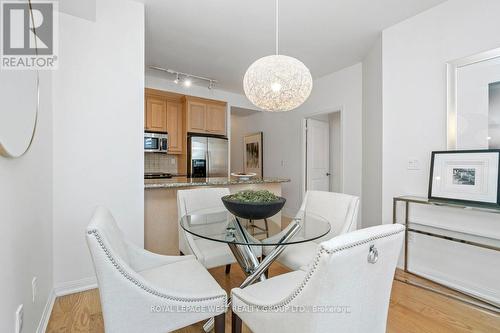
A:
177 188 261 272
264 190 360 271
86 207 227 333
232 224 405 333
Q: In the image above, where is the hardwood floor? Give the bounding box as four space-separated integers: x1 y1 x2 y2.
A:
46 264 500 333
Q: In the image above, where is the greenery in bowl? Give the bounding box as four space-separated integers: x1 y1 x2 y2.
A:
224 190 279 203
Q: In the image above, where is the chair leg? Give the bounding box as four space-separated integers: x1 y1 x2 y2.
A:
225 264 231 274
232 312 242 333
215 313 226 333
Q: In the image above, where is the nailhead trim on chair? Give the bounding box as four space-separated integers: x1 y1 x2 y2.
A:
232 227 405 310
88 229 227 304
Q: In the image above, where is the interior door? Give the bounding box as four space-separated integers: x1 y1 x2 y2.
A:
306 119 330 191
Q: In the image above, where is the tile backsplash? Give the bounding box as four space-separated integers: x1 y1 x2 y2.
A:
145 153 178 174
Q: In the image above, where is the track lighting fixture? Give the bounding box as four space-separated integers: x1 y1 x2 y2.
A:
149 66 217 90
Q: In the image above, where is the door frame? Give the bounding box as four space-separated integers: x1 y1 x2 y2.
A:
301 107 344 203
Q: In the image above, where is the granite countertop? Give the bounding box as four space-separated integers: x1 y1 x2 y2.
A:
144 176 291 189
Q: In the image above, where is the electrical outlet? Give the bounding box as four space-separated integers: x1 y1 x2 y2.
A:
32 277 38 303
407 159 420 170
281 160 285 168
15 304 23 333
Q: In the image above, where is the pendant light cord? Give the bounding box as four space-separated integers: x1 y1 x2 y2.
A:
275 0 279 55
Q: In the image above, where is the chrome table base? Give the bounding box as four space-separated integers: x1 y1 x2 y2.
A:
203 218 302 332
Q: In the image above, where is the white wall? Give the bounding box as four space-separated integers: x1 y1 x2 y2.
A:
230 113 245 173
362 37 383 228
53 0 144 290
237 64 363 217
0 72 53 332
329 112 342 192
382 0 500 304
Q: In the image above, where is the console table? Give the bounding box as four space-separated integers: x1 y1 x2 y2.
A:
393 195 500 313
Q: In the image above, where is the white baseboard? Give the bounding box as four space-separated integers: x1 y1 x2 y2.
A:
36 277 97 332
54 276 97 297
37 289 56 333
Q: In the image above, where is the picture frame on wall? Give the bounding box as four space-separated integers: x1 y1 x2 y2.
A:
428 150 500 206
244 132 263 178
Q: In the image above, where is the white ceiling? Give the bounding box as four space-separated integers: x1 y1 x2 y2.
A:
141 0 447 93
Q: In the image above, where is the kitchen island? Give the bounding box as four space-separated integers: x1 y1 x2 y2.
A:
144 177 290 255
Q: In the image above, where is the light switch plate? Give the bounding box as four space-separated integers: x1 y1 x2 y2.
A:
407 159 420 170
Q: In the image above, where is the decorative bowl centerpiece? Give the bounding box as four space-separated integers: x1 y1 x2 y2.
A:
230 172 257 181
222 190 286 220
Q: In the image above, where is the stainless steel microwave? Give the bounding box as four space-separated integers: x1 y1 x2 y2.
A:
144 132 168 153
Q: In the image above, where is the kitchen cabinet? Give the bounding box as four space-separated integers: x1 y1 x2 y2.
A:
166 100 183 154
145 89 184 155
186 100 206 133
145 96 167 133
206 104 227 135
185 97 227 136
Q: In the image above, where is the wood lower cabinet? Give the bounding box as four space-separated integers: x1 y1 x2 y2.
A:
145 97 167 133
185 97 227 136
166 101 183 154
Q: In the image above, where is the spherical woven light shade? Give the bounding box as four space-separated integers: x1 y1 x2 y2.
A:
243 55 313 112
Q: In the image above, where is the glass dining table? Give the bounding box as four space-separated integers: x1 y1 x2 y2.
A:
180 209 330 286
180 210 330 331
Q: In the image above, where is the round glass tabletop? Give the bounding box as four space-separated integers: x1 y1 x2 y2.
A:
180 210 331 246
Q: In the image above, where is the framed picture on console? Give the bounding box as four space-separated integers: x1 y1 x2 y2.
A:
428 150 500 206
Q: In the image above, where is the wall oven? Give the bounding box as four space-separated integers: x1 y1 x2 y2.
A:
144 132 168 153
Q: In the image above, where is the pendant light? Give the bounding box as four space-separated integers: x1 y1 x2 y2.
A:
243 0 313 112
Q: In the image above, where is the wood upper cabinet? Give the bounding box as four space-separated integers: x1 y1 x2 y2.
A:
186 97 227 136
166 101 183 154
145 97 167 133
186 100 207 133
206 104 227 135
145 89 185 155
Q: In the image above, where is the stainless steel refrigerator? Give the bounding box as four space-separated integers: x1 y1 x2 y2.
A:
188 135 228 178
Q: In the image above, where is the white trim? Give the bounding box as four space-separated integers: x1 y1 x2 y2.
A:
54 276 98 297
36 289 56 333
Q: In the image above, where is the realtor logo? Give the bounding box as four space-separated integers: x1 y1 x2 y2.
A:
1 0 58 69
